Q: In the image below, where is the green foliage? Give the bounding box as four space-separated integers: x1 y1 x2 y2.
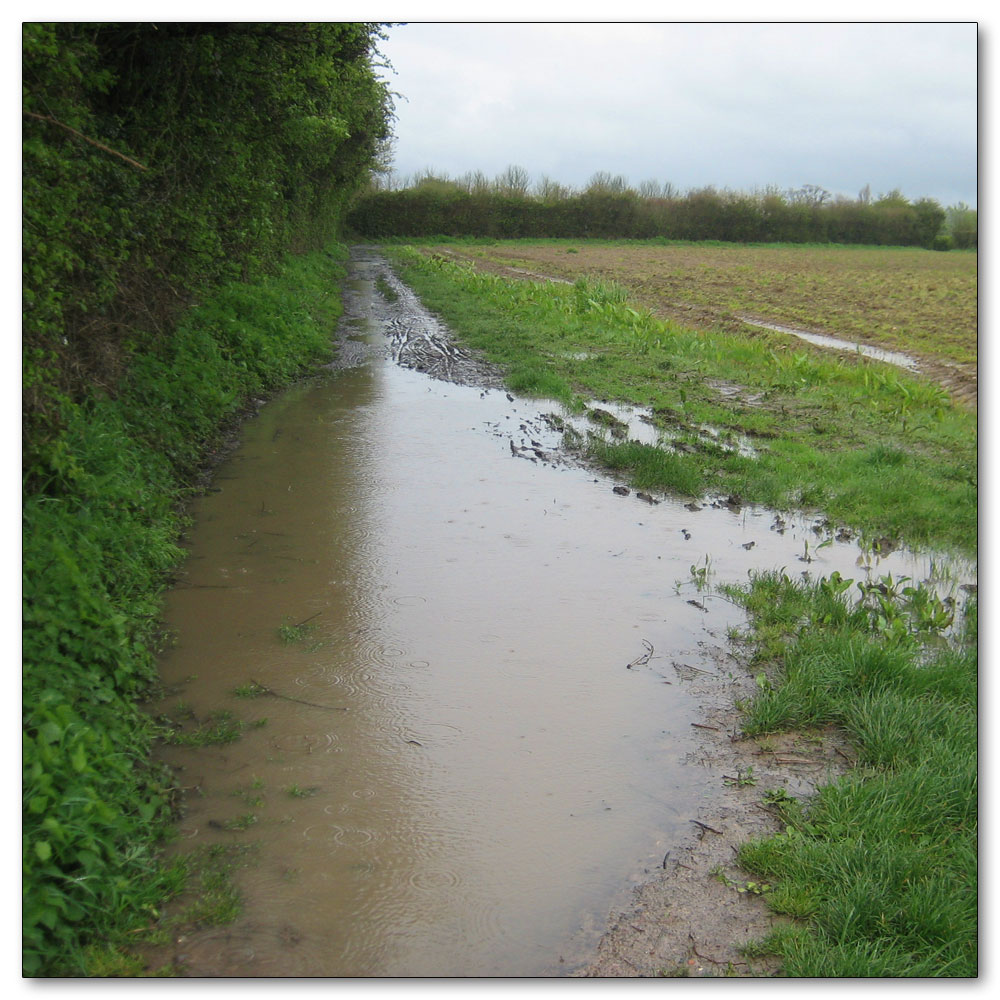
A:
945 203 978 249
350 175 957 249
23 22 391 486
728 575 977 976
285 784 320 799
277 621 318 644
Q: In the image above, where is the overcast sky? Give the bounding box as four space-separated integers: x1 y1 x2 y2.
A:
376 21 979 207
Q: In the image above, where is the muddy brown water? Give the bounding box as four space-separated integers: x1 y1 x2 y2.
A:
148 249 971 977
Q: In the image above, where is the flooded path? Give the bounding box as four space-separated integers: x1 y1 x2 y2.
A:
149 249 969 977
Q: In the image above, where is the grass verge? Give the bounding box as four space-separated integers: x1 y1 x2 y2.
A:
387 246 976 555
22 246 348 976
723 571 977 977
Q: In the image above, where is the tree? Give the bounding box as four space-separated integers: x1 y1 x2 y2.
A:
535 174 572 201
946 202 978 249
494 164 531 197
586 171 630 195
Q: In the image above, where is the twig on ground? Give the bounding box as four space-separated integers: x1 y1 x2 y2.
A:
248 679 346 712
691 819 723 837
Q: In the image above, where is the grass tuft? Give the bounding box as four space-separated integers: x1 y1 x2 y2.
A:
729 575 976 977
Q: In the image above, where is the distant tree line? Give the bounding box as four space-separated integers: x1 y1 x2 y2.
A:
348 167 977 250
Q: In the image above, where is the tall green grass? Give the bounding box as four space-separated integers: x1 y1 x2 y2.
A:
726 572 977 977
22 247 346 975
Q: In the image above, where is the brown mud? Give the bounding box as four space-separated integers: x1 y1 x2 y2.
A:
143 248 972 977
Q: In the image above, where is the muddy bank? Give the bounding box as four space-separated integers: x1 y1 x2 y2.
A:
579 650 853 977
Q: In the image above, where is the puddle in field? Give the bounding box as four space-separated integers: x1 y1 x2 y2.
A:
147 249 972 977
739 315 922 371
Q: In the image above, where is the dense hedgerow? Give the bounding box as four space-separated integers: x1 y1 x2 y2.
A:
23 22 391 488
348 177 969 248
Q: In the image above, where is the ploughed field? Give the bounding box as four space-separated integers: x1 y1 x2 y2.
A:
434 241 977 375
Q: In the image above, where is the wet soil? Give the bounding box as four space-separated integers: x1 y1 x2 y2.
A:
579 652 854 977
144 248 972 978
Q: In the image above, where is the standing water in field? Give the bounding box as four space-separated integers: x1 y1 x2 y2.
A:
148 249 969 976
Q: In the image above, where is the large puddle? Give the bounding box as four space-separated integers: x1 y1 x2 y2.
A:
148 250 971 977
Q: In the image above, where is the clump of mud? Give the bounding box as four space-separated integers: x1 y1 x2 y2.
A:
338 248 509 391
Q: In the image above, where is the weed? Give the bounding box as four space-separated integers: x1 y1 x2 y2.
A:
277 615 322 645
277 622 312 644
689 555 713 592
739 880 773 896
724 767 757 788
174 844 255 929
710 866 772 895
284 784 319 798
375 274 399 303
657 962 692 976
221 813 258 832
233 682 268 699
233 778 265 807
164 711 245 747
762 788 796 807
